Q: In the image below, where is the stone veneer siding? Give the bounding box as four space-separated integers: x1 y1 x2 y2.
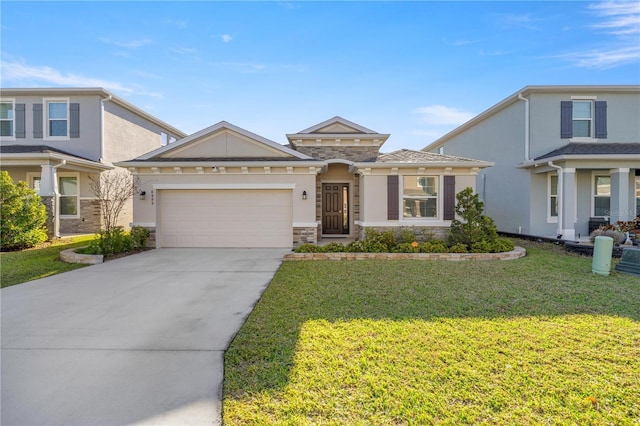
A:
40 196 56 239
293 227 318 246
60 200 102 234
294 145 380 162
358 226 450 242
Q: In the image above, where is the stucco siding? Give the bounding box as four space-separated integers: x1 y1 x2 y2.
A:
102 102 165 163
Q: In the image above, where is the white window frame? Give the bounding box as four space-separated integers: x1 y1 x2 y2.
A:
28 171 80 218
401 175 439 220
570 96 597 141
43 97 70 140
0 98 15 139
26 172 42 193
592 172 611 218
547 173 558 223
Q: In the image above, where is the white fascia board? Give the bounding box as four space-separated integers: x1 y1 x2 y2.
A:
296 116 378 134
518 155 640 168
115 160 325 168
153 183 296 190
286 133 390 143
1 152 113 171
353 161 494 169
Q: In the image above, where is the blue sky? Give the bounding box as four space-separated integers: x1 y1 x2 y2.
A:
2 1 639 152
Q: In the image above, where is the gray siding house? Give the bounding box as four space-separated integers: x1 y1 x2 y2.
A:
0 88 185 237
424 85 640 240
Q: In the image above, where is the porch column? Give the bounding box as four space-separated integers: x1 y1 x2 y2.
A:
610 168 631 223
39 164 59 238
561 168 576 240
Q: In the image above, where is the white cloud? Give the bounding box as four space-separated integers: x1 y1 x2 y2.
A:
99 37 152 49
170 47 197 55
590 1 640 35
222 34 232 43
413 105 475 126
0 59 163 98
554 46 640 69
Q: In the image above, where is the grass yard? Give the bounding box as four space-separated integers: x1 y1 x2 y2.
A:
224 240 640 425
1 235 95 288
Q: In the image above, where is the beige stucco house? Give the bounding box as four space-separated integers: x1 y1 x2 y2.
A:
118 117 492 248
0 88 185 237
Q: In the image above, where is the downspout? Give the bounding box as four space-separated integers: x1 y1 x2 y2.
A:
99 95 112 162
548 161 562 238
518 94 530 161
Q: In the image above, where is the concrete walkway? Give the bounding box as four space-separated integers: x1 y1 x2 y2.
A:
1 248 289 425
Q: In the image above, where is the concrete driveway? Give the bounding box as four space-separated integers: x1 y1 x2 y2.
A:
1 248 289 426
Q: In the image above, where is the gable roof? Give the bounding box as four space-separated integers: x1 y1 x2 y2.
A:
136 121 313 161
424 85 640 152
534 143 640 161
295 116 377 134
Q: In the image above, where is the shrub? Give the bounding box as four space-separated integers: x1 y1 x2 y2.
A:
294 243 321 253
392 242 419 253
130 226 150 250
448 188 498 247
321 242 346 253
397 228 418 244
363 241 389 253
346 241 367 253
419 240 448 253
448 243 469 253
85 227 134 256
589 228 625 244
364 229 397 251
470 240 493 253
0 171 48 251
492 238 515 253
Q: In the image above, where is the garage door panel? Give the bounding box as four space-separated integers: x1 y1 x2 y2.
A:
159 190 292 248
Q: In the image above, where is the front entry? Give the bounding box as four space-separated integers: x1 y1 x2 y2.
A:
323 183 349 235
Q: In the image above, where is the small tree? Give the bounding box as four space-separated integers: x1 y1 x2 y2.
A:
0 170 48 250
89 169 140 234
448 187 498 248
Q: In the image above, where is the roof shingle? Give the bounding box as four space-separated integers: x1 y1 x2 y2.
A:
535 143 640 160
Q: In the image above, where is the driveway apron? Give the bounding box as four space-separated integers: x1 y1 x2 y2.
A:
1 248 289 426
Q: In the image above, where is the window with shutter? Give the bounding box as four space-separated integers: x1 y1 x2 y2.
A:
0 99 15 137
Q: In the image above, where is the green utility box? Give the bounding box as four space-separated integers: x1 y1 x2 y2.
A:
592 236 614 276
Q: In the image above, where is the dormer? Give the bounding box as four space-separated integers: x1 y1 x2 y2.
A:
286 116 390 161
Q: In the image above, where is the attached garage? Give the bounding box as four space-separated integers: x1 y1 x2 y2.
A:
157 187 293 248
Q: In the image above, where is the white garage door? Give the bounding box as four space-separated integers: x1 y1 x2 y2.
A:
158 189 293 248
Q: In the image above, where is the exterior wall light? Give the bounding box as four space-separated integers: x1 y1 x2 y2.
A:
139 191 146 200
302 190 307 200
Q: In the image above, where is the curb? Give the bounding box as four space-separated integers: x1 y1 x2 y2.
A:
60 247 104 264
284 246 526 261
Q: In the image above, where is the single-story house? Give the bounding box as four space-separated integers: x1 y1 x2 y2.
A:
117 117 492 248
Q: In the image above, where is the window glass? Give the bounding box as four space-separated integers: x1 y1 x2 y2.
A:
403 176 438 218
58 176 78 216
47 101 68 137
635 177 640 217
572 101 591 119
594 176 610 196
572 121 590 138
550 175 558 217
593 175 610 217
33 177 41 192
0 102 13 137
572 101 592 138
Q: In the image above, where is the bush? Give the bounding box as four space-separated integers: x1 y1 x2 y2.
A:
321 242 346 252
419 240 448 253
363 241 389 253
492 238 515 253
397 228 418 244
448 188 498 247
470 240 493 253
294 243 321 253
392 242 419 253
0 171 48 251
346 241 367 253
448 243 468 253
364 229 397 251
85 227 134 256
130 226 150 250
590 228 625 244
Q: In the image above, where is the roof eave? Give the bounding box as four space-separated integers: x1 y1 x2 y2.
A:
519 154 638 168
1 152 113 171
115 160 325 168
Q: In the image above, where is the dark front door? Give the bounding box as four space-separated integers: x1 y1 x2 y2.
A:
323 184 349 234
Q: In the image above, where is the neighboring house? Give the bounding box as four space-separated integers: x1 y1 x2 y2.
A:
116 117 492 248
424 85 640 241
0 88 185 237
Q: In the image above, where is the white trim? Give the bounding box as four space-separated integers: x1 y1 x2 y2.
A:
570 95 597 100
153 183 296 190
610 168 630 174
0 98 16 139
356 221 451 227
547 172 559 223
43 97 70 140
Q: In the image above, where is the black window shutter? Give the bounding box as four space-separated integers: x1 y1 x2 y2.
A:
387 175 399 220
70 103 80 138
33 104 43 138
443 176 456 220
15 104 25 138
560 101 572 139
594 101 607 139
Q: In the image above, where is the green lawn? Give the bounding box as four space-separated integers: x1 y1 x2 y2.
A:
224 240 640 425
1 235 95 288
